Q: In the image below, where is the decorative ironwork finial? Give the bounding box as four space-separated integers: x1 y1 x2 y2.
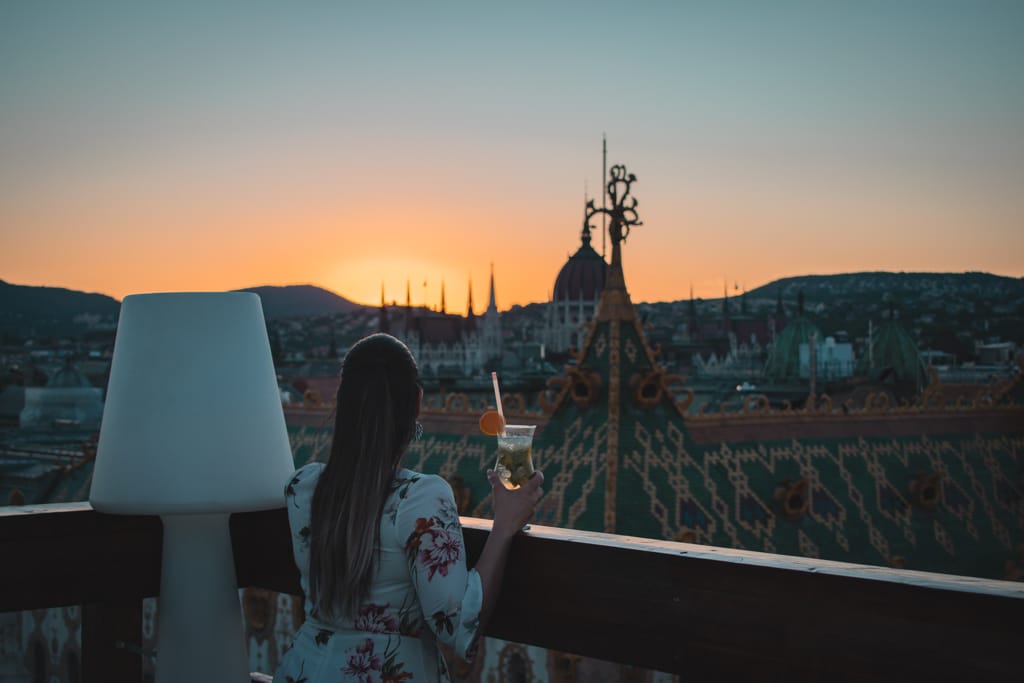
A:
585 164 642 257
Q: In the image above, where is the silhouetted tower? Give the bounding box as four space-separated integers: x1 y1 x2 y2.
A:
481 264 503 361
772 287 786 341
688 283 698 342
722 281 731 333
465 276 477 331
404 278 413 333
378 282 390 334
440 280 446 314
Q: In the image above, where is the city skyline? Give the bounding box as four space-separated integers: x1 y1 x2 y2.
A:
3 2 1023 314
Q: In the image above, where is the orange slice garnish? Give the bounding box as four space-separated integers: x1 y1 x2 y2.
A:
478 410 506 436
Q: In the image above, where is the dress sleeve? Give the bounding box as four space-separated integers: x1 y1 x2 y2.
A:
283 463 322 608
394 474 483 661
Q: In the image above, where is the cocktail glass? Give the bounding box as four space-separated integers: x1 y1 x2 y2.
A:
494 424 536 490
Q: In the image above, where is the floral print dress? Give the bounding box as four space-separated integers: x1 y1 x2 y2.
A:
274 463 483 683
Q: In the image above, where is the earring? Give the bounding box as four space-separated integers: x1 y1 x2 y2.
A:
415 421 424 441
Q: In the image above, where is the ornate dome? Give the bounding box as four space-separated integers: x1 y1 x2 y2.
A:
553 222 607 302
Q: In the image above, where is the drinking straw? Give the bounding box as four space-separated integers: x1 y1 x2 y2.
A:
490 371 505 430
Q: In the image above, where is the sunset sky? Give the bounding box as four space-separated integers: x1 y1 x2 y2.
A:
2 1 1023 313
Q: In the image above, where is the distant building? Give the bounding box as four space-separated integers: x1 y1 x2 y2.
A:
799 336 855 380
691 288 779 379
389 270 503 378
544 213 606 355
763 292 821 383
856 306 928 392
479 266 503 365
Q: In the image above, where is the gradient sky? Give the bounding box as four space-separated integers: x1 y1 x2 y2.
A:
2 1 1023 313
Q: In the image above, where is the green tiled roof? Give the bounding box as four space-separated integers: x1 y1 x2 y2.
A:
857 319 928 387
763 316 821 382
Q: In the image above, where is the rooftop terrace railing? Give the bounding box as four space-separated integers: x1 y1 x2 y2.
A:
2 502 1022 682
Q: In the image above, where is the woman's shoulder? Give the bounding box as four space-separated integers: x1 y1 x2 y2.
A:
387 469 457 518
392 468 450 495
284 461 324 505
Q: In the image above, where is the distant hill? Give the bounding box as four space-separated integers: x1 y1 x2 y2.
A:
0 280 366 339
746 271 1024 302
632 271 1024 361
0 280 121 317
0 279 121 338
235 285 365 319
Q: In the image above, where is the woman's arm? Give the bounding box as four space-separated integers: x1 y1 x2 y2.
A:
394 470 543 660
472 470 544 633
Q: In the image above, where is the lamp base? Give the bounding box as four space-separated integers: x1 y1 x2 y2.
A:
155 513 249 683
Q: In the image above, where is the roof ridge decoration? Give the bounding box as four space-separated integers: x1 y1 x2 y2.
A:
542 164 674 417
587 164 642 324
582 164 642 532
538 163 687 532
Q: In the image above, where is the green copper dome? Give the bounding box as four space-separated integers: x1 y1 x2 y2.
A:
857 318 927 387
763 317 821 382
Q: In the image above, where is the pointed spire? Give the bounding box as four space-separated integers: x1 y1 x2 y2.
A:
440 280 446 314
378 281 390 334
466 276 475 317
601 133 607 260
581 193 592 247
487 263 497 312
722 279 730 321
406 279 411 308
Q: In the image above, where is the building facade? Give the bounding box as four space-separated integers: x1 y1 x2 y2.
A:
388 271 503 378
544 217 607 355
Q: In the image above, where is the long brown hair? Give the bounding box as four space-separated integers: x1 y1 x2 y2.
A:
308 333 420 619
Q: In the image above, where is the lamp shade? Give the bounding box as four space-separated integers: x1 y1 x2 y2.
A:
90 292 294 514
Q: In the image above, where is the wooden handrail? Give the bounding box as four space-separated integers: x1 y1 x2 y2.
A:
3 503 1023 681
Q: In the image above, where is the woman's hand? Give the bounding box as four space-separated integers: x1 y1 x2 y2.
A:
487 469 544 540
473 470 544 637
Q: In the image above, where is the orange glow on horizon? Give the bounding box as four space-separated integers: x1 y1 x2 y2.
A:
3 143 1023 311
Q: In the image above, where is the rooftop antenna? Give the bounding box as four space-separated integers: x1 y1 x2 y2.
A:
602 133 607 260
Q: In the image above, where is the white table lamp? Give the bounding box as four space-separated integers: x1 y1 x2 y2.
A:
90 292 295 683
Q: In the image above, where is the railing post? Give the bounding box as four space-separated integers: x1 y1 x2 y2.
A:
81 600 144 683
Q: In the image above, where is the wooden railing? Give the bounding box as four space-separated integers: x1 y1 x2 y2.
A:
2 502 1023 681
